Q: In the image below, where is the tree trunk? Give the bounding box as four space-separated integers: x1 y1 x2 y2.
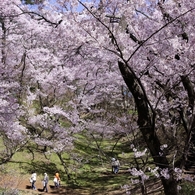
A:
161 177 178 195
118 61 178 195
180 75 195 171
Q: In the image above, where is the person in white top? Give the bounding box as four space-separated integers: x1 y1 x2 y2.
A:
111 158 116 173
30 171 37 190
113 158 120 174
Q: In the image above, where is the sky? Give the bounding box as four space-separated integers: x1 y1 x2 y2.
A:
25 0 91 12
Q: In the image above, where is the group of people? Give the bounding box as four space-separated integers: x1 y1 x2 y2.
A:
29 171 60 192
111 158 120 174
29 158 119 192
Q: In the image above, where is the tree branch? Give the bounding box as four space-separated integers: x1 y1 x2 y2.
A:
126 7 195 62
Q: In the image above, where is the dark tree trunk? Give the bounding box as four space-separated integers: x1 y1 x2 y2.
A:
180 75 195 171
161 177 178 195
118 61 178 195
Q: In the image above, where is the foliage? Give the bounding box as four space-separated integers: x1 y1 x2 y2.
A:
179 181 195 195
1 0 195 195
0 133 135 194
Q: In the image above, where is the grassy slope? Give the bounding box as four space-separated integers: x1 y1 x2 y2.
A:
0 133 164 194
0 126 194 195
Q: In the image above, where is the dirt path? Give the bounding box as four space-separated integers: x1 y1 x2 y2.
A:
0 175 126 195
0 175 87 195
0 173 127 195
19 178 92 195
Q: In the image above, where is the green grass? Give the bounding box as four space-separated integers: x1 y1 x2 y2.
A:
1 128 195 195
0 131 188 195
179 181 195 195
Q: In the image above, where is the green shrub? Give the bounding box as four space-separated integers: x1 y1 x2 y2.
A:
0 189 19 195
179 181 195 195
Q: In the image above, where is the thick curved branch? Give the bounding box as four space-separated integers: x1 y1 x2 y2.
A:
118 61 169 167
15 5 62 27
181 75 195 111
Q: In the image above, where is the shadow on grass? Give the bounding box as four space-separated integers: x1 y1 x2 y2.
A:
26 184 67 194
6 134 137 195
10 160 60 177
65 169 130 195
26 161 58 175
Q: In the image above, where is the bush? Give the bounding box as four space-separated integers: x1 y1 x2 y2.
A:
0 189 19 195
179 181 195 195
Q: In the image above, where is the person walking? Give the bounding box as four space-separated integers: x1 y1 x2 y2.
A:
43 173 49 192
30 171 37 190
113 158 120 174
53 175 59 188
111 158 116 173
55 171 60 186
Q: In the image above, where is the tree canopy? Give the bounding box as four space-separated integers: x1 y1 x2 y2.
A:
1 0 195 194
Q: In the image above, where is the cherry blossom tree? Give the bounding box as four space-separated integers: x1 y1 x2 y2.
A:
0 0 31 164
1 0 195 194
73 0 195 194
0 0 84 171
0 0 127 178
